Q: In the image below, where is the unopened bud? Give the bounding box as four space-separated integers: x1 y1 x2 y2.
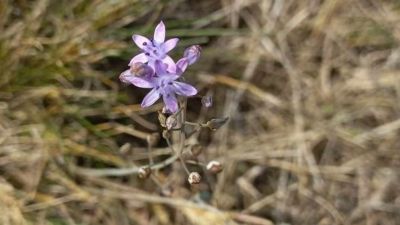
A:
130 62 153 77
201 95 213 108
183 45 201 65
119 70 132 84
188 172 201 185
206 161 223 174
138 167 151 179
166 116 177 130
206 117 229 130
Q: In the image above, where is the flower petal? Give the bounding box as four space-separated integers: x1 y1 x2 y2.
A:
162 38 179 53
175 58 188 75
154 60 167 75
162 55 176 73
163 92 178 113
119 70 133 84
120 70 154 88
173 81 197 96
132 35 151 49
154 21 166 44
141 89 161 108
128 53 148 66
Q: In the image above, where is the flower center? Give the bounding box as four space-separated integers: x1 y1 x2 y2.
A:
143 41 165 59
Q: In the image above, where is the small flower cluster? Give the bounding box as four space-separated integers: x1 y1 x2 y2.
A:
120 21 201 113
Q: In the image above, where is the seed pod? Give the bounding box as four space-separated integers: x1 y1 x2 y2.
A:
206 117 229 130
138 167 151 179
206 161 223 174
166 116 177 130
188 172 201 185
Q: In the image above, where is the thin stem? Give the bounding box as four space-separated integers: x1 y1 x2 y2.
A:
185 160 206 167
165 133 190 175
147 138 154 165
184 121 206 127
72 154 179 177
178 99 190 175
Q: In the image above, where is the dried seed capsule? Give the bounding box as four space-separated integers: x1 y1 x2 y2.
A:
201 95 213 108
206 161 223 174
137 167 151 179
165 116 177 130
206 117 229 130
188 172 201 185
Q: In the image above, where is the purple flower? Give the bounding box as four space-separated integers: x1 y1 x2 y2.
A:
183 45 201 65
120 59 197 113
130 21 179 72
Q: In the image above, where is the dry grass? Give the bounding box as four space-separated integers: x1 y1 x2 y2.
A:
1 0 400 224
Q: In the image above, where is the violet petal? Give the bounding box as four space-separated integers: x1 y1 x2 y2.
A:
154 21 165 44
119 70 154 88
162 38 179 53
129 77 154 88
132 35 151 50
175 58 188 75
141 89 161 107
173 81 197 96
128 53 148 66
163 92 178 113
154 60 167 75
162 55 176 73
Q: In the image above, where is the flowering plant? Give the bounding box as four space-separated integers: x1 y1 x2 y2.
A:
117 21 228 185
120 21 200 113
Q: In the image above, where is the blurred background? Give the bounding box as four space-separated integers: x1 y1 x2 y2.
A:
1 0 400 224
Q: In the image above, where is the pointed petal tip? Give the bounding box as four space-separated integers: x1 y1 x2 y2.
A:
154 21 166 43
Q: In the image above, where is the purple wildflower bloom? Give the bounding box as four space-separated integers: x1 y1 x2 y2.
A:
130 21 178 72
120 59 197 113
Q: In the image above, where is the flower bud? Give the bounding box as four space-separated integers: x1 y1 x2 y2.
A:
130 62 153 77
183 45 201 65
201 95 213 108
188 172 201 185
138 167 151 179
206 117 229 130
119 70 131 84
166 116 177 130
206 161 223 174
